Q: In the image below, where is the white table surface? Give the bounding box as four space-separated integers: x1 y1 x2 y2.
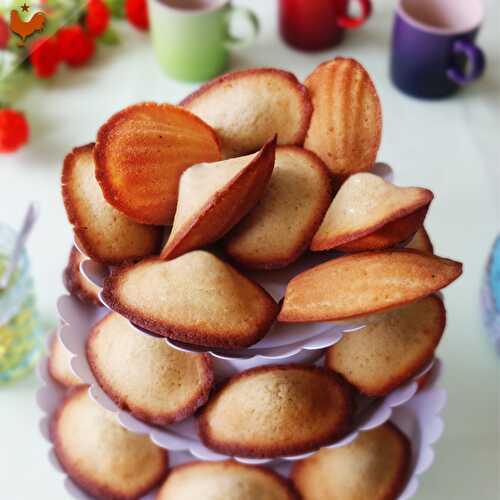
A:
1 0 499 498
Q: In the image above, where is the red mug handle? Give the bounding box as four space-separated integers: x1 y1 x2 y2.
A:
337 0 372 29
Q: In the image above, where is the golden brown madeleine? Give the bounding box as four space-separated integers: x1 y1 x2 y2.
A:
48 335 81 388
94 102 221 225
337 207 429 252
224 146 332 269
157 461 298 500
160 138 276 261
325 295 445 397
279 250 462 323
62 144 162 265
406 226 434 253
198 365 353 458
87 312 213 426
304 58 382 184
52 386 168 500
63 246 101 306
101 252 279 349
181 68 312 158
291 423 410 500
310 173 433 252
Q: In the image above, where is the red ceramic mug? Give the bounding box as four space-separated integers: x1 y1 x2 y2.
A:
279 0 372 51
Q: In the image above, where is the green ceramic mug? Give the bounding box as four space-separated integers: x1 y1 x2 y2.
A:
148 0 260 82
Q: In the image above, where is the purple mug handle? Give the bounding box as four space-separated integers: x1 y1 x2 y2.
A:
447 39 486 85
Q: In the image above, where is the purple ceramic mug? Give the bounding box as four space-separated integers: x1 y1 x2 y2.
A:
391 0 486 99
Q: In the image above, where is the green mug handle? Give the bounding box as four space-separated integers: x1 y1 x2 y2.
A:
224 5 260 49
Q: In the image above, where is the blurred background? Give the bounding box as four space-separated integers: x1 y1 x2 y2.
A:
0 0 499 498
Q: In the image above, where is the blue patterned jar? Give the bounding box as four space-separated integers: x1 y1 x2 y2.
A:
481 235 500 354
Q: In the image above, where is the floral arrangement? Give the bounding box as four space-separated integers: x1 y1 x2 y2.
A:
0 0 149 153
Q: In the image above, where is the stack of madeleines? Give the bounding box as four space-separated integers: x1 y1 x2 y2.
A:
48 58 462 499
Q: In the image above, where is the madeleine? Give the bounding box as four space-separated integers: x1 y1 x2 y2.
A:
61 144 162 265
292 423 410 500
160 138 276 260
94 102 221 225
63 246 101 306
87 312 213 426
48 335 81 388
182 68 312 158
101 251 279 349
225 146 332 269
157 461 297 500
406 226 434 253
52 386 168 499
325 295 445 396
279 250 462 322
199 365 353 458
311 173 433 252
304 58 382 184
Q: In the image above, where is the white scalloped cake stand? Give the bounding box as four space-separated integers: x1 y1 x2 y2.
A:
56 293 435 465
37 334 445 500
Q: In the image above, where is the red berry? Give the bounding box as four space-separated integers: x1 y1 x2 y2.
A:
125 0 149 31
0 109 29 153
0 17 9 49
29 36 60 78
85 0 110 37
57 26 95 67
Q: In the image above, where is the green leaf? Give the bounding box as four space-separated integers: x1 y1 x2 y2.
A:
104 0 124 18
0 68 33 107
97 26 120 45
